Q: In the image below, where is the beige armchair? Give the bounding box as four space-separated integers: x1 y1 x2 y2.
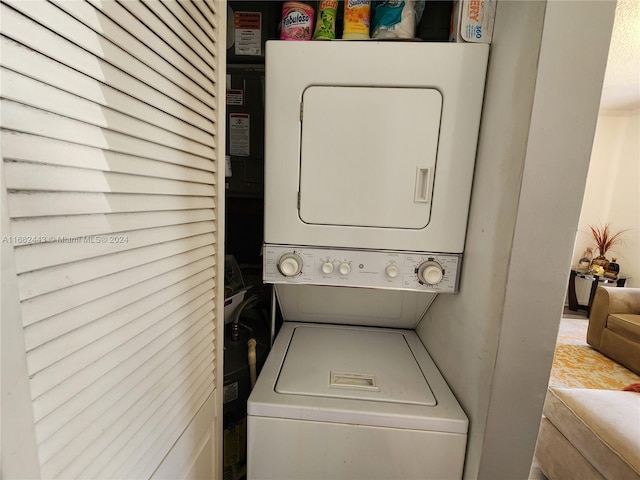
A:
587 286 640 375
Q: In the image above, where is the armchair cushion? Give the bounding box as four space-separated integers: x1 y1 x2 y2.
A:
608 314 640 342
587 287 640 375
535 387 640 480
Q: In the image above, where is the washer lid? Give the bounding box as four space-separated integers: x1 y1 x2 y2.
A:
275 325 436 406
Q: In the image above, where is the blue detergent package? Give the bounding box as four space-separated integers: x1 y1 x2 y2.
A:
371 1 424 39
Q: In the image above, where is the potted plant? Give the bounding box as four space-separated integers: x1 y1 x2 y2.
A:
588 223 627 271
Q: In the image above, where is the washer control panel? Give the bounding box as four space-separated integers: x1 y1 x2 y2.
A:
263 244 461 293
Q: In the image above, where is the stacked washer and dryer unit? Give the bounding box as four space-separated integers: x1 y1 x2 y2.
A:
247 41 489 479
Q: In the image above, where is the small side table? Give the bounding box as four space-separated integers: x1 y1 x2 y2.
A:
567 267 629 315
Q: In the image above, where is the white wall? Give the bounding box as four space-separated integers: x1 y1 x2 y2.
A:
416 2 546 478
416 1 616 479
573 110 640 288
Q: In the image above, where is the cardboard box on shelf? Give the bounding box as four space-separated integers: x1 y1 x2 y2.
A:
449 0 496 43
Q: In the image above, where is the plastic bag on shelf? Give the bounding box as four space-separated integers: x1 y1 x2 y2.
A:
371 0 425 39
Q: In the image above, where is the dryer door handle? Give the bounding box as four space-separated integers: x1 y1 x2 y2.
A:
414 167 432 203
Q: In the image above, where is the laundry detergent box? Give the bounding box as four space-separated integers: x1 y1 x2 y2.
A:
449 0 496 43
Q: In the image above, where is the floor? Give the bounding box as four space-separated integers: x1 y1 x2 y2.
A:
548 313 640 389
529 457 548 480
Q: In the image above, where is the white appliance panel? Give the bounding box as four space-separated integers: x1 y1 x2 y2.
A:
252 42 480 480
247 323 469 479
274 284 436 329
247 417 466 480
299 86 441 229
276 326 436 405
264 41 489 253
248 323 468 430
264 244 461 293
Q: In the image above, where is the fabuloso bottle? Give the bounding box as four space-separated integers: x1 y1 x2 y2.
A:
280 2 315 40
342 0 371 40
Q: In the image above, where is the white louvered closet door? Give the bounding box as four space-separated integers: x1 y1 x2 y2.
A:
0 1 225 479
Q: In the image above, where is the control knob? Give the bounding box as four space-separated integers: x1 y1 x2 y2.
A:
385 264 400 278
278 252 304 277
416 260 444 285
322 262 334 274
339 262 351 275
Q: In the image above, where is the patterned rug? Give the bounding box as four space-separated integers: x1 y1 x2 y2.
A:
548 314 640 390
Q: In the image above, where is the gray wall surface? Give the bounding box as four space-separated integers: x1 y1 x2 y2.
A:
416 1 617 478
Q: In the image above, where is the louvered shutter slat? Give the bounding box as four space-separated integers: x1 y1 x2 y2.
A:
4 161 215 197
27 273 215 377
21 246 215 327
2 133 216 183
3 1 216 109
103 0 217 79
13 210 215 246
8 192 215 218
15 222 216 274
0 12 215 127
2 101 216 169
58 331 215 479
18 234 216 300
1 0 222 476
1 65 214 148
23 256 214 340
139 0 217 70
33 308 215 433
2 69 213 152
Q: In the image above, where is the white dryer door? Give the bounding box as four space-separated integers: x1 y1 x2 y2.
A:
299 86 442 229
